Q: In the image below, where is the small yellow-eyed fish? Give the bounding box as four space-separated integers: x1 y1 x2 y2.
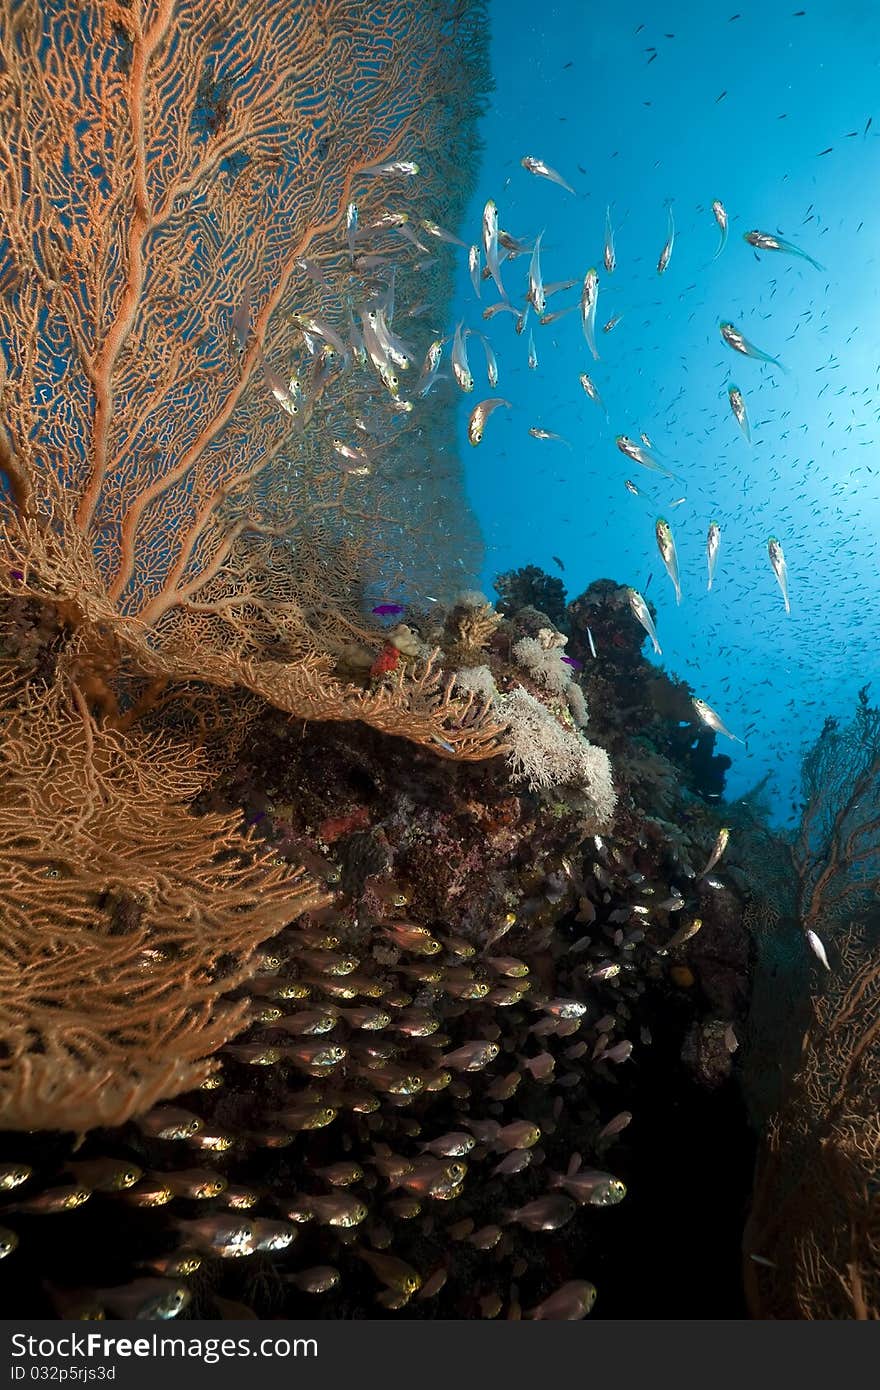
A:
698 827 730 880
527 232 546 314
482 199 506 298
528 331 538 370
525 1280 597 1320
693 697 744 744
505 1195 576 1232
744 228 824 271
416 339 443 398
728 383 751 443
706 520 721 590
625 478 657 503
627 587 662 655
580 268 600 360
95 1278 190 1321
712 199 728 258
355 1248 422 1295
616 434 679 481
597 1111 632 1140
665 916 703 950
0 1164 31 1192
468 397 511 446
421 218 468 249
655 518 682 605
521 155 575 194
176 1217 257 1257
768 536 791 614
604 205 616 272
442 1039 500 1071
262 360 300 418
8 1185 91 1214
657 205 675 275
451 321 473 392
285 1266 340 1294
805 928 831 971
579 372 607 417
345 202 358 262
603 312 624 334
474 330 498 387
529 426 571 448
720 320 786 372
468 244 481 297
67 1158 143 1192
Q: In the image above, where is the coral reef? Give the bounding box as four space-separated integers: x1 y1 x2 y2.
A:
742 691 880 1319
0 582 755 1319
494 566 568 628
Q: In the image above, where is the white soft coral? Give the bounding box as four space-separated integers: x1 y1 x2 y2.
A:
498 685 615 822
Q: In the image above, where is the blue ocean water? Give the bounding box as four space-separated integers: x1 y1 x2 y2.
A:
451 0 880 821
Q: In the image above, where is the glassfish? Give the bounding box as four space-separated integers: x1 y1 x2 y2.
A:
712 199 728 258
706 520 721 590
655 517 682 605
768 536 791 614
744 228 823 271
693 697 745 744
520 155 575 194
728 384 751 442
627 588 662 655
720 320 786 373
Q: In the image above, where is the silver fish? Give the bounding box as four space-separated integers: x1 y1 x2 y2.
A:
526 1281 597 1320
468 244 482 297
468 397 511 446
744 228 824 271
527 232 546 315
706 520 721 591
474 330 499 387
728 384 751 443
693 697 744 744
580 268 599 360
579 372 607 417
345 202 358 262
421 218 468 248
521 155 575 194
616 435 679 481
627 588 662 656
712 199 728 258
698 827 730 879
805 929 831 970
720 321 786 373
655 517 682 604
371 159 420 176
658 205 675 275
482 200 505 298
451 321 474 392
768 536 791 614
604 205 616 272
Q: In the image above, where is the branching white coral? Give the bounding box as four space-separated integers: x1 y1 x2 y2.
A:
566 681 589 728
498 685 615 822
453 665 498 703
512 636 573 695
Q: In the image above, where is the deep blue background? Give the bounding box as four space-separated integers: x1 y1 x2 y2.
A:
445 0 880 820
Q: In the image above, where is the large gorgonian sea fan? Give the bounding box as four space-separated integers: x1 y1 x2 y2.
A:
0 668 330 1132
0 0 502 758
